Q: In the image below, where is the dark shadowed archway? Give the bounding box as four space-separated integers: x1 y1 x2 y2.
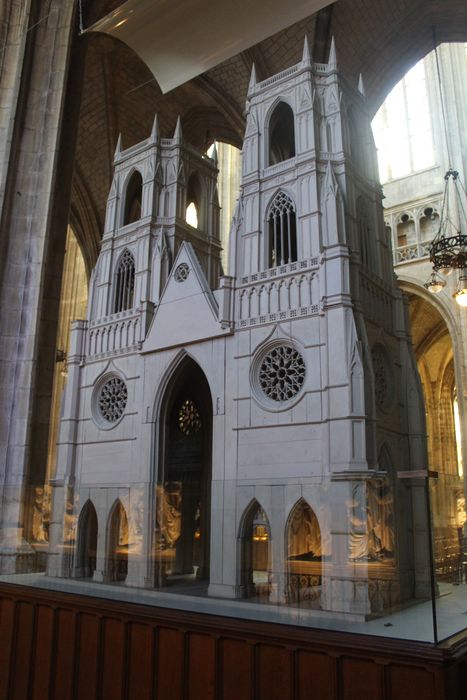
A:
155 357 212 588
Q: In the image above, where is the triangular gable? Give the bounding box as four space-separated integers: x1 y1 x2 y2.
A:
143 242 230 352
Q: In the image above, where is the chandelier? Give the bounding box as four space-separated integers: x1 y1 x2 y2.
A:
425 168 467 306
424 33 467 306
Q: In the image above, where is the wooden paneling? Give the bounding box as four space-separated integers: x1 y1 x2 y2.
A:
296 650 336 700
221 638 253 700
127 623 154 700
156 627 184 700
30 605 55 700
0 582 466 700
75 613 100 700
341 657 382 700
388 665 436 700
101 617 126 700
52 608 76 700
0 597 15 700
10 601 34 700
187 633 216 700
257 644 292 700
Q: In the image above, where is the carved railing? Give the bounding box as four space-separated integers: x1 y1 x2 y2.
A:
238 258 320 327
394 241 431 265
88 309 141 357
287 572 322 604
257 64 300 90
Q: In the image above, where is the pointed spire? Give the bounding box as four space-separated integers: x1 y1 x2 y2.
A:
150 113 160 141
302 34 312 64
328 36 337 67
114 133 122 158
173 116 182 141
358 73 365 96
248 62 257 95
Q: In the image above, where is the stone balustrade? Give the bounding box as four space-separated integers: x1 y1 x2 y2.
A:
88 309 141 357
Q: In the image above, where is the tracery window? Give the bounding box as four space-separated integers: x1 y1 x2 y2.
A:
114 249 135 313
178 399 202 436
267 191 297 267
97 376 128 424
258 345 305 402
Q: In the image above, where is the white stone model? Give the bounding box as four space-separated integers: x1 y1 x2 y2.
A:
47 38 429 617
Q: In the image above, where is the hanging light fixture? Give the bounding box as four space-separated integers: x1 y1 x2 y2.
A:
423 271 446 294
453 271 467 307
429 167 467 292
424 33 467 306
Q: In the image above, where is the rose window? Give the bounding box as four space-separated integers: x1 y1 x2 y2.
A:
97 376 128 423
178 399 202 435
258 345 306 402
174 263 190 282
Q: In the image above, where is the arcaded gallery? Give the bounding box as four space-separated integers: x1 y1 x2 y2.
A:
1 1 467 698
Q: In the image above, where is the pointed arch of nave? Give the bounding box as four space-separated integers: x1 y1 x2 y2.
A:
398 279 465 578
153 354 213 588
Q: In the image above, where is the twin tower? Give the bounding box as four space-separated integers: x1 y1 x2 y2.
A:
47 39 428 618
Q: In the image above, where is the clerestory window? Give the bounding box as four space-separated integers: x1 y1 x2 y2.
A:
267 191 297 268
114 249 135 313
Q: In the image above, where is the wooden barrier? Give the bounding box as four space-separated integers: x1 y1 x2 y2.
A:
0 582 466 699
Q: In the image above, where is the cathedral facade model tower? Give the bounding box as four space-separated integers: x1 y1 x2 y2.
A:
47 39 428 617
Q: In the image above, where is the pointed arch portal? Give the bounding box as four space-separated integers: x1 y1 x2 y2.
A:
239 500 272 599
106 500 129 583
155 357 212 587
286 500 322 605
76 501 98 579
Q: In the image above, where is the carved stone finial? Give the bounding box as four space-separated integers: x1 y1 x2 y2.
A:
248 62 257 95
150 113 160 141
328 36 337 66
114 133 122 158
302 34 312 64
173 115 182 141
358 73 366 96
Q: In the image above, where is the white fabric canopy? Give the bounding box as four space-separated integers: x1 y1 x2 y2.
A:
87 0 335 94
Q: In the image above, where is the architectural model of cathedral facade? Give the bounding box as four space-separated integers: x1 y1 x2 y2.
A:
47 39 429 617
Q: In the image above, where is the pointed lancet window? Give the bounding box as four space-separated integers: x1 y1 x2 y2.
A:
124 171 143 226
269 102 296 165
186 172 202 229
114 249 135 313
268 191 297 268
